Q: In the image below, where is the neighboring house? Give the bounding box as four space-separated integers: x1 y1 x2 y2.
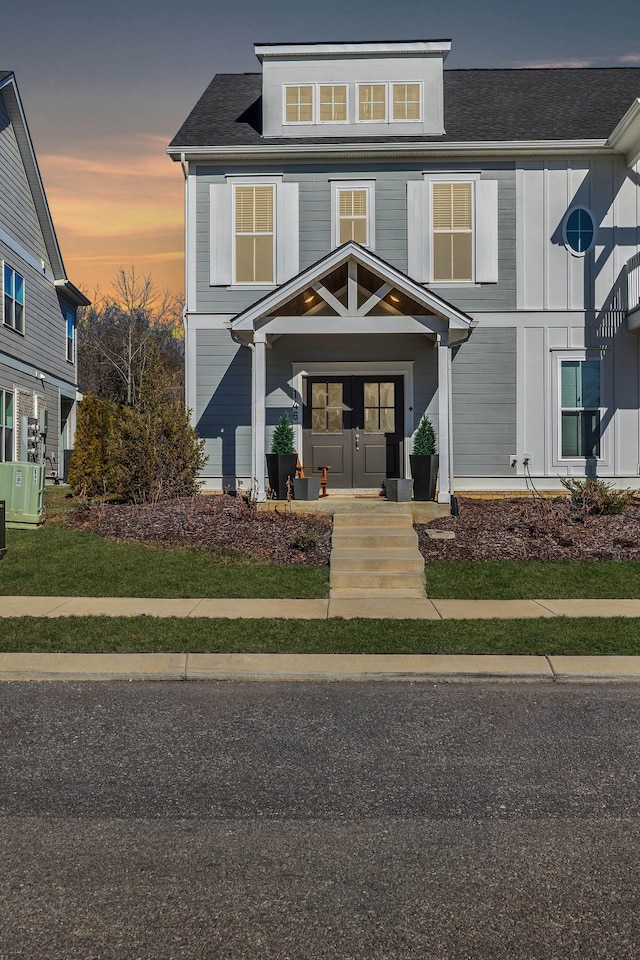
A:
0 71 89 479
167 40 640 502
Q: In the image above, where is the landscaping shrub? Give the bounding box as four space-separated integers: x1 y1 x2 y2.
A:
271 414 295 454
67 393 113 497
290 529 319 552
413 414 437 455
559 477 634 516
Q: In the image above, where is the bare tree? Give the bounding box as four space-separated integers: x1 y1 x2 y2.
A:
78 267 184 406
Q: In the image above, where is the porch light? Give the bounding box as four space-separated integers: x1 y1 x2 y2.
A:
389 293 400 303
303 291 316 304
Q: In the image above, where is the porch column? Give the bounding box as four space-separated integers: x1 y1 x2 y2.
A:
437 333 452 504
253 331 267 501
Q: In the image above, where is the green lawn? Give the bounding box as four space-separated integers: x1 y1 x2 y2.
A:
425 560 640 599
1 616 640 655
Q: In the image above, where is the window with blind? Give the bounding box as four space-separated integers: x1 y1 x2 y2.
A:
0 390 14 462
337 189 369 246
391 83 421 121
284 85 314 123
432 182 473 282
3 264 25 333
357 84 386 122
234 185 275 284
319 85 347 122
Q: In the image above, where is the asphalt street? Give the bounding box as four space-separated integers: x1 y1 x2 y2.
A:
2 680 640 959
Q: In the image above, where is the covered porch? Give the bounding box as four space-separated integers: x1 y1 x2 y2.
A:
231 242 474 503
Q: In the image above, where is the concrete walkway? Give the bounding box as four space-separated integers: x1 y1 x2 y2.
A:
2 595 640 620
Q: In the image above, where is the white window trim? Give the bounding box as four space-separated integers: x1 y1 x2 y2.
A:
389 80 423 123
282 84 315 126
66 310 75 364
355 83 388 124
330 181 376 250
228 176 281 288
0 387 16 463
316 83 349 124
427 173 478 285
555 351 605 464
562 205 597 258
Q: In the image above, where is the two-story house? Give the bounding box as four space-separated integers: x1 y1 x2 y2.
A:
1 71 88 479
168 40 640 502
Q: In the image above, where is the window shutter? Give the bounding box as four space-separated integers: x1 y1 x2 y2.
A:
407 181 431 283
475 179 499 283
209 184 233 286
0 261 3 322
276 182 299 283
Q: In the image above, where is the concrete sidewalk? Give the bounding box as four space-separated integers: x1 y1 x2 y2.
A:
2 595 640 620
2 652 640 683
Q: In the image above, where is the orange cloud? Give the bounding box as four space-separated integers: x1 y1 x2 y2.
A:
39 133 184 295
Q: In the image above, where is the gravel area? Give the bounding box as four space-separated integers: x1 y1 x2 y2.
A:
67 495 332 566
417 495 640 561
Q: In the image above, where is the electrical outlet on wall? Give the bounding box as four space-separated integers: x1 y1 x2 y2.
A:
523 453 533 466
509 454 517 467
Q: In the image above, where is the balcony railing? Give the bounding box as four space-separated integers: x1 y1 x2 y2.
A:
628 252 640 316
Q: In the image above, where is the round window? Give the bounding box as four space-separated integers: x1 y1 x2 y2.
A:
563 207 595 255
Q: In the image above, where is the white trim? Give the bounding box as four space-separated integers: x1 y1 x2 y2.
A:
330 181 376 250
0 226 52 280
429 177 475 284
255 41 452 60
186 165 197 311
291 361 415 479
562 205 597 257
231 181 277 286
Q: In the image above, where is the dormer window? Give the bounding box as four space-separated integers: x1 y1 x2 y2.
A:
357 84 387 122
284 85 314 124
319 85 348 123
391 83 421 121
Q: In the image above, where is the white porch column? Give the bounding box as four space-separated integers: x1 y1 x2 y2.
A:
253 331 267 501
437 333 452 504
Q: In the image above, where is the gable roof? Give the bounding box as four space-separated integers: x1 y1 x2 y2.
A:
169 68 640 151
0 71 89 306
231 240 473 334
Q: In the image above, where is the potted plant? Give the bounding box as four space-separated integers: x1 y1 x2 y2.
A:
410 414 439 501
385 478 414 502
265 414 298 499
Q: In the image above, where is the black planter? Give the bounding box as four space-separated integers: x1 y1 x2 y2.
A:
410 454 439 501
0 500 5 560
293 476 321 501
265 453 298 500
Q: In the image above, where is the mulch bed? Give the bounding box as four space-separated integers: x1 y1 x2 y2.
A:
417 496 640 561
67 493 640 565
67 495 332 566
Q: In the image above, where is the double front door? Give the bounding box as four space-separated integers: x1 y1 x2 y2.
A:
302 376 403 489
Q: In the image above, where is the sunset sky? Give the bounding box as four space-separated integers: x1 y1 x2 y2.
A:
2 0 638 299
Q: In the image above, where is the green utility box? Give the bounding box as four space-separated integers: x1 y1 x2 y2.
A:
0 462 45 528
0 500 6 559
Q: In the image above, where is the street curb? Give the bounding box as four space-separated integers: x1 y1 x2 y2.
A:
2 652 640 682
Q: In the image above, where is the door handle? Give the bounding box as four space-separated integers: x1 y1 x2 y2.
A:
355 427 360 452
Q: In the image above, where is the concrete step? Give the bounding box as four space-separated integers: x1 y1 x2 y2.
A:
330 550 424 574
332 530 419 550
330 571 426 592
333 513 414 529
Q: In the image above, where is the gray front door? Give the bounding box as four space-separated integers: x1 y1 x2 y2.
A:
302 376 403 489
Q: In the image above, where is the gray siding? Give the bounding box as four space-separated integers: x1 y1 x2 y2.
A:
195 329 252 482
194 161 517 316
0 93 48 262
0 238 76 385
452 327 517 476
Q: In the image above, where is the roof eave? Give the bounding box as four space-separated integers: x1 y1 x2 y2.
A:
607 98 640 167
168 138 612 163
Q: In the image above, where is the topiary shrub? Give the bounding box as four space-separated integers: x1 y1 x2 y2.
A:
271 414 295 454
560 477 634 516
412 414 437 455
67 393 113 497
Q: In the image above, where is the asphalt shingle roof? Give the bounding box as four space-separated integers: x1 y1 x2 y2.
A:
0 71 13 83
169 68 640 149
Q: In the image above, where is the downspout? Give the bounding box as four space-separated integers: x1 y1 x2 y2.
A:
180 153 189 407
